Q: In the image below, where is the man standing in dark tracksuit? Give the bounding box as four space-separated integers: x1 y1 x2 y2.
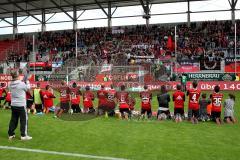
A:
8 70 32 140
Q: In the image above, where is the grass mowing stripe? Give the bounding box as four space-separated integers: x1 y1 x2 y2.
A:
0 146 128 160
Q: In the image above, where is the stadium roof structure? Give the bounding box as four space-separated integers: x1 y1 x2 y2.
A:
0 0 209 18
0 0 238 35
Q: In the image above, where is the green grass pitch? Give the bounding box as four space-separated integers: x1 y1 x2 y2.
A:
0 90 239 160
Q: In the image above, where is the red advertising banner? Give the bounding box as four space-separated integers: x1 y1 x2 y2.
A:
0 73 240 91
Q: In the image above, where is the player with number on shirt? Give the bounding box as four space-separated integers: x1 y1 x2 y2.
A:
187 80 201 124
56 81 71 117
116 85 130 119
97 85 108 115
106 85 116 116
173 84 185 123
210 85 223 125
83 86 95 113
140 85 152 119
70 82 82 113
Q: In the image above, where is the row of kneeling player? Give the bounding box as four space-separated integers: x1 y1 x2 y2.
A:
52 80 237 125
3 80 235 125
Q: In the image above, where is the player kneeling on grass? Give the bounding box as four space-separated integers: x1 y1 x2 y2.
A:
3 88 11 109
0 83 7 108
42 85 56 114
70 82 82 113
116 85 131 119
105 85 116 117
172 84 185 123
187 80 201 124
210 85 223 125
97 85 108 115
199 93 211 121
83 86 95 113
128 95 136 118
33 83 44 114
157 85 171 121
224 93 236 124
140 85 152 119
56 81 71 117
26 91 34 114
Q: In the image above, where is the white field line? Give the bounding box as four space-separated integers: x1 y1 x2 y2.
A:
0 146 128 160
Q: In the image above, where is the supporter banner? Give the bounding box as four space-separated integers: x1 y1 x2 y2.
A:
200 59 221 70
187 73 235 81
29 62 52 71
174 65 200 73
146 81 240 91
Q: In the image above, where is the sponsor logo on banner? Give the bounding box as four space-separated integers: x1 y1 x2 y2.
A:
187 73 235 81
225 57 240 63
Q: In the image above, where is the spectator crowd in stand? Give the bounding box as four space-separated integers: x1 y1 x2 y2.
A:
2 20 240 79
34 20 240 65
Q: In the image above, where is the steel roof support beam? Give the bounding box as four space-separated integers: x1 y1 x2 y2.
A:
8 0 41 23
42 9 46 32
13 11 17 39
63 0 73 6
108 1 112 28
187 0 191 27
111 7 118 16
77 10 85 19
229 0 238 23
73 5 77 30
50 0 73 20
0 6 11 12
94 0 108 16
0 18 13 26
0 0 39 6
140 0 150 27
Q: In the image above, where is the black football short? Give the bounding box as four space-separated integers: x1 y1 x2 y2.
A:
192 109 199 118
141 108 152 116
60 102 70 112
211 111 221 121
174 108 184 116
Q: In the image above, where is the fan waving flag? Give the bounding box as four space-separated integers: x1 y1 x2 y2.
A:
167 36 174 52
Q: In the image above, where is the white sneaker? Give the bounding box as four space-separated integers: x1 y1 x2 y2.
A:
8 135 15 140
21 135 32 141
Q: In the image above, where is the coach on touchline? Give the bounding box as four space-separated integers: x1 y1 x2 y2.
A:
8 70 32 140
